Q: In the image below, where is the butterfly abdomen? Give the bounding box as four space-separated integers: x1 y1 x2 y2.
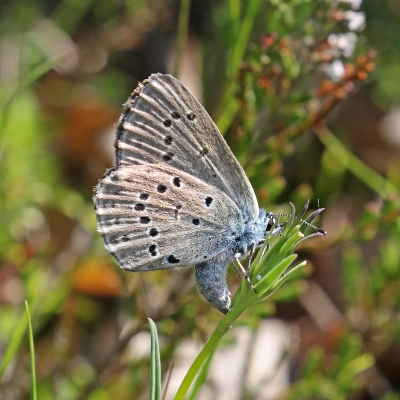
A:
195 253 233 314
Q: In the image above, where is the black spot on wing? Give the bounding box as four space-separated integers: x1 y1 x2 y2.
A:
149 228 158 237
167 255 180 264
204 196 213 207
173 177 181 187
162 152 174 161
171 111 181 119
157 184 167 193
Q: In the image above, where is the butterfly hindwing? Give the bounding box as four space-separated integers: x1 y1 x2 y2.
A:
95 163 243 271
114 73 259 222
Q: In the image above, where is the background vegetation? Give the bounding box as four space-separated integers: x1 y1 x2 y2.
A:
1 0 400 399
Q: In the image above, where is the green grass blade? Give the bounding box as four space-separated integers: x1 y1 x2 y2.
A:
228 0 241 40
279 231 304 255
0 318 27 380
316 127 397 196
255 254 298 294
1 54 69 131
174 0 191 78
0 299 37 381
216 0 263 133
226 0 263 80
269 260 308 291
149 318 162 400
25 301 37 400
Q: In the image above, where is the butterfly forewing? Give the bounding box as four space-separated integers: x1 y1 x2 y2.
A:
95 163 243 271
114 73 259 222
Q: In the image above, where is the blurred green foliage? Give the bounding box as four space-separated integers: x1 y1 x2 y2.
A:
1 0 400 399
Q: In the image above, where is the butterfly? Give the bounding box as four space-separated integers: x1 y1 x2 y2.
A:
94 73 286 314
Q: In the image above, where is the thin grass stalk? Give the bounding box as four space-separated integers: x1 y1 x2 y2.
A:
174 0 191 78
315 126 397 196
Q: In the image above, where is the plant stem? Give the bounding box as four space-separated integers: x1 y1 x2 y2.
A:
315 126 398 196
173 296 251 399
174 0 191 78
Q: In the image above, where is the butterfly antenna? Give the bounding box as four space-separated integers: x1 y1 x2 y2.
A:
300 219 327 235
277 212 326 235
277 213 292 219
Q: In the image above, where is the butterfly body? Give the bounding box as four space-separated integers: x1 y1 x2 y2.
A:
94 73 281 313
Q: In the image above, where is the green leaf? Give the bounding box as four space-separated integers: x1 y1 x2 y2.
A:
255 254 298 294
338 353 375 380
148 318 162 400
269 260 307 291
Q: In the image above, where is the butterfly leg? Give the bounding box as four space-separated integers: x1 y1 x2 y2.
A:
247 243 257 270
259 240 270 259
234 254 257 294
232 263 242 278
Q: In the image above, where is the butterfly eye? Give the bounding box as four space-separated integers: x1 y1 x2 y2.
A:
266 217 276 232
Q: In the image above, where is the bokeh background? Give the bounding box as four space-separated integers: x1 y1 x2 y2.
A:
1 0 400 399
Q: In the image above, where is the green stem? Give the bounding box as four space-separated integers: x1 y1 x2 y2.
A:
216 0 263 133
316 127 398 196
26 301 37 400
228 0 241 43
174 0 191 78
226 0 262 81
1 54 67 133
173 295 252 399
